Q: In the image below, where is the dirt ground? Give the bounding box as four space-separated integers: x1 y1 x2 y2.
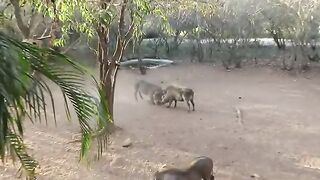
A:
2 63 320 180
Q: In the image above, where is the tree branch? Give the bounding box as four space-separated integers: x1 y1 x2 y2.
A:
118 0 127 37
10 0 30 38
0 3 11 12
40 27 50 38
36 35 52 40
124 22 134 41
112 0 128 61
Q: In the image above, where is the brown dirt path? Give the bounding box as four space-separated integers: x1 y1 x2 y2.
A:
2 64 320 180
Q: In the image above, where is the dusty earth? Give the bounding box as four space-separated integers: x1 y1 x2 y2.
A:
1 63 320 180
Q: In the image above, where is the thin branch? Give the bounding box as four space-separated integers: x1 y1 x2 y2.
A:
36 35 51 40
124 22 134 40
112 37 122 60
0 3 11 12
40 27 50 38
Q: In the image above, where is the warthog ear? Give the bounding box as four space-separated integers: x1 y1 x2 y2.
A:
210 175 215 180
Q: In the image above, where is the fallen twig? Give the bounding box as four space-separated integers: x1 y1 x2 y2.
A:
67 133 82 144
235 107 243 126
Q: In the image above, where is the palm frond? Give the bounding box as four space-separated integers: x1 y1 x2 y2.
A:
90 80 113 160
0 32 112 179
7 132 38 179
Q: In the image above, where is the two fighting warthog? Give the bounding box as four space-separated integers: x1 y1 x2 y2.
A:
134 80 195 112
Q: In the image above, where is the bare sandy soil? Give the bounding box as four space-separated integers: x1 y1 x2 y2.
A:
2 63 320 180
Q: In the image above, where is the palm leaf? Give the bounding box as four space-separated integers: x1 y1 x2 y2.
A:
7 131 38 179
0 32 112 179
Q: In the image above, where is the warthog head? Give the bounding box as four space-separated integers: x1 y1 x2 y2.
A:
153 89 167 105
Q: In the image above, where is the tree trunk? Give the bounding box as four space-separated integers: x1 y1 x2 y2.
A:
163 37 170 56
137 38 146 75
173 30 180 50
102 63 118 118
153 39 160 58
196 38 204 62
271 31 286 50
10 0 30 38
191 42 196 62
97 25 113 118
97 35 120 119
208 41 214 58
298 45 310 72
97 0 134 121
96 6 117 118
